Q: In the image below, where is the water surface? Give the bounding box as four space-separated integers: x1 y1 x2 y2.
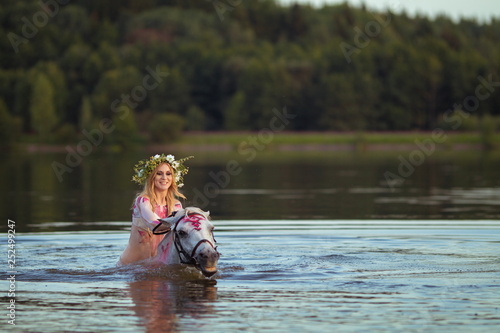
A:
2 150 500 229
1 150 499 332
3 224 499 332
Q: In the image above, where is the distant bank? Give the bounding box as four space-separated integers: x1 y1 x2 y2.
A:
17 131 498 153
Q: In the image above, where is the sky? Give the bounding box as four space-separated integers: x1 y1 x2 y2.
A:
278 0 499 22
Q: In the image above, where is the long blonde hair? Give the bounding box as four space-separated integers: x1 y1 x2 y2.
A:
134 162 186 214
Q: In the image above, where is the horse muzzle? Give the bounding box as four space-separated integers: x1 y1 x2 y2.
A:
194 244 220 277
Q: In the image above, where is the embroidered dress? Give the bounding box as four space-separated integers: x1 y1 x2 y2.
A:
118 196 182 265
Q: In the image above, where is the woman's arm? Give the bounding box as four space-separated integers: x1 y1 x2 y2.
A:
136 197 161 225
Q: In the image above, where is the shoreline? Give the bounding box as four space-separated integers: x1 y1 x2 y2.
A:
8 131 498 153
15 143 485 154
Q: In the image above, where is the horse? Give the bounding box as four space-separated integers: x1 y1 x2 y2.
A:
150 207 220 278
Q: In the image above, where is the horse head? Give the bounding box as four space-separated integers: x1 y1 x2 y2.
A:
154 207 220 277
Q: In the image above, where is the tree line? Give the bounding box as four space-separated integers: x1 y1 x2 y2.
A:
1 0 499 145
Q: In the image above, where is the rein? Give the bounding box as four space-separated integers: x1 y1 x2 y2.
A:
174 238 216 265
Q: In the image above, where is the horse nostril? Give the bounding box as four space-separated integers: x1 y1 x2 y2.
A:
196 250 219 261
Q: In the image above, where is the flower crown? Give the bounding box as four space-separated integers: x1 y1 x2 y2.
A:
132 154 193 187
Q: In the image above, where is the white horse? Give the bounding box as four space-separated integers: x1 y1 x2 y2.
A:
150 207 220 277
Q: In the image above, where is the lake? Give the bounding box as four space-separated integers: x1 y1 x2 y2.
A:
1 148 499 332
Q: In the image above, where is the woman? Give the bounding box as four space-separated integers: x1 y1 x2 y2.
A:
118 154 193 266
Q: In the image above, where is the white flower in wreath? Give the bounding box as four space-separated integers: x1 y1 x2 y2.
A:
153 154 160 159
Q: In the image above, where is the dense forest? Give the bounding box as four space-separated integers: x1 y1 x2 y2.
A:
1 0 499 145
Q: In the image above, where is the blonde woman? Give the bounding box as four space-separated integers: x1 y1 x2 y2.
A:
118 154 193 266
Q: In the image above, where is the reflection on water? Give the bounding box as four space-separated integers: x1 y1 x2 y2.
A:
127 279 217 332
2 150 500 232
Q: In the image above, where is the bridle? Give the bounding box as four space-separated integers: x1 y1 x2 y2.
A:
173 213 219 266
156 213 219 266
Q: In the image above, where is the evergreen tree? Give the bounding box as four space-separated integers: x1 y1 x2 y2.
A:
29 73 58 140
79 96 93 131
224 91 247 130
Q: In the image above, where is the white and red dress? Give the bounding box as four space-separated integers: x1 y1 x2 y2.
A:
118 196 182 266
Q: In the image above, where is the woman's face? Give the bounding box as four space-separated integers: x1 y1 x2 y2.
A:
153 163 173 192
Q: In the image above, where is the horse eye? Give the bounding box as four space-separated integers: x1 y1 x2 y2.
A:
178 230 187 237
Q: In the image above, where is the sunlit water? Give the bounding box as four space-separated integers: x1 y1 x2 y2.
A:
2 222 499 332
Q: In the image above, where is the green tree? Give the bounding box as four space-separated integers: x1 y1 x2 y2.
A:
1 1 500 135
31 62 68 121
287 4 308 40
30 73 58 141
318 74 364 130
0 99 21 145
79 96 93 131
236 58 293 130
106 104 140 149
82 52 104 87
185 105 207 131
148 66 190 113
223 91 247 130
91 66 142 119
149 113 185 143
